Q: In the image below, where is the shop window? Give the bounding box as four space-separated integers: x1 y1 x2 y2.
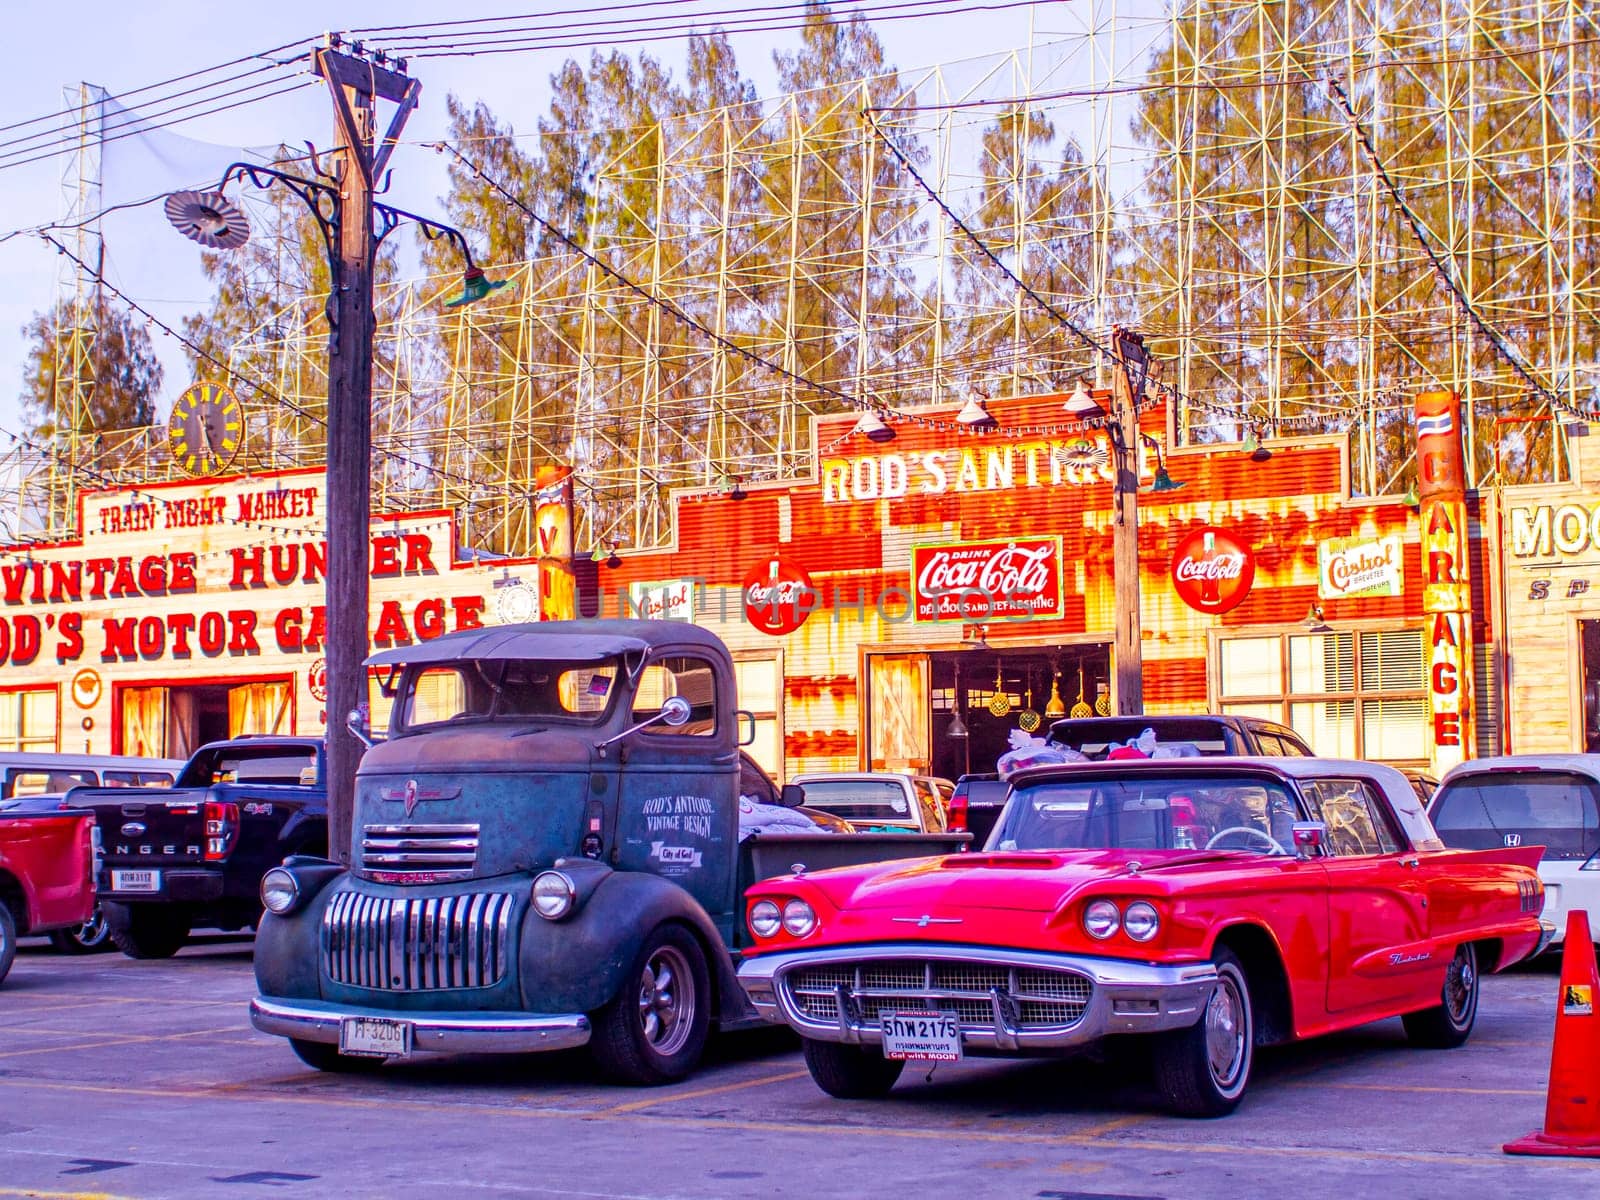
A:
1219 629 1428 763
0 688 59 752
734 656 781 779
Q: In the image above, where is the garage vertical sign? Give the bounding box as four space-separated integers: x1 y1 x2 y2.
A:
1416 390 1475 772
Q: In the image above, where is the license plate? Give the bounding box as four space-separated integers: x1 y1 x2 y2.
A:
339 1016 412 1059
110 869 160 892
879 1009 962 1061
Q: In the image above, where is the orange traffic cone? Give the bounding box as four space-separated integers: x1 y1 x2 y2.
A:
1505 909 1600 1158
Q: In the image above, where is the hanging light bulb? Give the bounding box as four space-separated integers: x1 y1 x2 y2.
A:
1043 660 1067 718
1244 426 1272 462
854 411 895 443
956 397 998 431
947 664 969 738
1063 378 1103 418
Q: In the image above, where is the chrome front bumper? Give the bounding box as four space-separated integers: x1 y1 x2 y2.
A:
250 995 591 1055
737 943 1218 1054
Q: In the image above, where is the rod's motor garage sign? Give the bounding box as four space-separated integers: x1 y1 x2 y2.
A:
911 537 1063 622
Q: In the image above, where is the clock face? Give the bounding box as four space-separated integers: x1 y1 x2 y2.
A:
168 381 244 476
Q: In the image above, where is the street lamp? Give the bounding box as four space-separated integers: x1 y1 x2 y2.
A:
165 153 502 863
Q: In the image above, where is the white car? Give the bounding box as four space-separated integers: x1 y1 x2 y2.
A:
788 772 954 833
1430 755 1600 948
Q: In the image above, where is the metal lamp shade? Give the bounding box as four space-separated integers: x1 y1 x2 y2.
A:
956 397 998 431
855 411 895 443
1148 466 1187 492
444 267 509 309
165 191 251 250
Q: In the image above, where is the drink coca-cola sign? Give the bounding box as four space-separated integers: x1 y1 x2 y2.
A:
911 537 1062 622
742 554 816 636
1171 526 1255 615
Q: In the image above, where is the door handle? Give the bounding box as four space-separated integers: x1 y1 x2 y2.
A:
1399 856 1420 869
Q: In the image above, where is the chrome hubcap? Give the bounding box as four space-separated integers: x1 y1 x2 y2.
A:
1444 946 1476 1025
637 945 695 1056
1205 975 1246 1088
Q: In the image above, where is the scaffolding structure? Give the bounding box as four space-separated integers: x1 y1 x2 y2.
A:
25 1 1600 554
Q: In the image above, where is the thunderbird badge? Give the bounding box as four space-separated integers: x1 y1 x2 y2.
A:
378 779 462 818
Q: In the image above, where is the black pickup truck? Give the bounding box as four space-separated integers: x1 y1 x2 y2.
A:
68 737 326 959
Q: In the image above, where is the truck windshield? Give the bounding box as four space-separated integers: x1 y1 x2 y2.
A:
399 658 620 730
992 773 1301 854
796 779 917 826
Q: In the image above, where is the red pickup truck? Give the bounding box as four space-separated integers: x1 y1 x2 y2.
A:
0 807 96 986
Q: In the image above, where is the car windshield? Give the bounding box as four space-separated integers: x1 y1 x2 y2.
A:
991 772 1302 854
179 745 318 787
796 779 916 825
1045 719 1229 759
1431 772 1600 861
399 657 620 730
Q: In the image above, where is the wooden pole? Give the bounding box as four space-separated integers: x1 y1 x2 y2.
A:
313 45 417 863
1110 327 1144 716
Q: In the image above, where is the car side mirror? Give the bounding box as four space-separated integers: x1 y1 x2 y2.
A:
1292 821 1327 858
736 710 757 746
659 695 691 726
779 783 805 808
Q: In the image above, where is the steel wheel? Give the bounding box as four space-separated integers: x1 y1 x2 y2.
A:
637 944 696 1057
1205 969 1248 1092
1442 943 1477 1028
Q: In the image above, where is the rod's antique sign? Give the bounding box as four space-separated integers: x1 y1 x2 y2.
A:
911 537 1062 622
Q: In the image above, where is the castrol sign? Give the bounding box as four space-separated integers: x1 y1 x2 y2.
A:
1171 527 1255 615
742 554 816 636
912 537 1062 622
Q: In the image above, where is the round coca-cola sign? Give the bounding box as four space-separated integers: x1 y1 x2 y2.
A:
742 554 817 636
1171 526 1255 615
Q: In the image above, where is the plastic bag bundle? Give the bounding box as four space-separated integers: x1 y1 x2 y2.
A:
996 729 1088 779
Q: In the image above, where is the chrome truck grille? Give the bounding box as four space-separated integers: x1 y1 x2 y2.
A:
785 959 1093 1030
360 824 479 880
322 890 514 990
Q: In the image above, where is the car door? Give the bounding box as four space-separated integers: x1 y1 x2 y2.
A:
1301 777 1434 1013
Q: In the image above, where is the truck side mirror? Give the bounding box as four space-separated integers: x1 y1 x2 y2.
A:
779 783 805 808
1292 821 1326 858
737 710 757 746
659 696 691 726
346 706 380 749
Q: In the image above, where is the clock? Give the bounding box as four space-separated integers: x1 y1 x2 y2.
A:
168 381 244 476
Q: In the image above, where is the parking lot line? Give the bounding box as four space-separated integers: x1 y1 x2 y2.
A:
0 1188 135 1200
1292 1080 1546 1097
599 1068 811 1114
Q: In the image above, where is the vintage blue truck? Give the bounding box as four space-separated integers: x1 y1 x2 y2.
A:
249 619 967 1084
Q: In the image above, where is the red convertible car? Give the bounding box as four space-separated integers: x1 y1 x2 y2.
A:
738 758 1551 1116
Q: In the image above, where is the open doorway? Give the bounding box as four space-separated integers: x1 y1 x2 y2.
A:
1581 620 1600 752
118 678 294 759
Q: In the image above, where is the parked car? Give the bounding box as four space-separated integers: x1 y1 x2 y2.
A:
1429 755 1600 949
0 806 96 985
1 754 185 953
948 772 1009 846
66 737 327 959
787 772 951 833
740 757 1550 1116
250 620 969 1082
1045 714 1312 759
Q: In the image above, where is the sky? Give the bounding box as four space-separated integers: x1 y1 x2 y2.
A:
0 0 1116 444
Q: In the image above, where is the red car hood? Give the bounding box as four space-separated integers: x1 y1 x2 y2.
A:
801 849 1230 914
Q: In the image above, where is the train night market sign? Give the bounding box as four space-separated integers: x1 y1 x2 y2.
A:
0 476 495 668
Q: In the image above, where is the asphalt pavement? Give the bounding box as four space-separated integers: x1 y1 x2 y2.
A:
0 937 1589 1199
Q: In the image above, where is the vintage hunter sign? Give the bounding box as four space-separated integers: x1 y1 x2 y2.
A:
742 554 816 636
1170 527 1255 615
1319 534 1403 600
911 537 1063 622
1415 390 1474 767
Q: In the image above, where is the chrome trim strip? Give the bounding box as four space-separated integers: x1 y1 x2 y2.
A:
250 996 591 1055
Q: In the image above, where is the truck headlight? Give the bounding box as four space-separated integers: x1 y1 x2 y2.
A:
532 871 576 920
750 900 782 938
1083 899 1120 939
1123 901 1160 942
782 898 817 938
261 867 300 915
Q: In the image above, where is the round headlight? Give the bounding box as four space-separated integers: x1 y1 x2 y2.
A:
261 867 299 915
1123 901 1160 942
1083 898 1120 940
532 871 576 920
750 899 782 938
782 898 817 937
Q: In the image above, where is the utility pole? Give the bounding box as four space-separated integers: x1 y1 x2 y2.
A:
314 43 419 863
1109 327 1146 716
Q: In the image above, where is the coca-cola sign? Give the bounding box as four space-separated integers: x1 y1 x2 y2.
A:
1171 527 1255 615
742 554 816 636
911 537 1063 622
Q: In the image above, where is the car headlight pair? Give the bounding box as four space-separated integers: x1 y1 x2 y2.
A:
749 897 817 939
1083 898 1160 942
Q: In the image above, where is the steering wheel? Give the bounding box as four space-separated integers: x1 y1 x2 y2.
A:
1206 825 1289 856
